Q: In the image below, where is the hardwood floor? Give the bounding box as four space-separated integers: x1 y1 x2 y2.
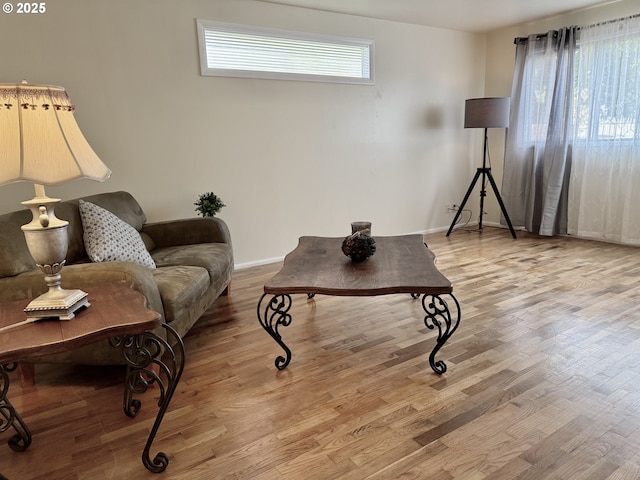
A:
3 228 640 479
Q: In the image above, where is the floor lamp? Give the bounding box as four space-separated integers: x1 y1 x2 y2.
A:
446 97 516 239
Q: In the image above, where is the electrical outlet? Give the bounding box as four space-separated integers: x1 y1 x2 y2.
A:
445 203 458 213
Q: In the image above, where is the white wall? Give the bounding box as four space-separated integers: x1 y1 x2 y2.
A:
0 0 486 266
483 0 640 225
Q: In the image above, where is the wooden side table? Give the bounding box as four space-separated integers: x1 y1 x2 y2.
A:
0 282 185 473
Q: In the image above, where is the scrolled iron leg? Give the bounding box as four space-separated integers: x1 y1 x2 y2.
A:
421 294 461 374
0 364 31 452
257 293 293 370
110 324 185 473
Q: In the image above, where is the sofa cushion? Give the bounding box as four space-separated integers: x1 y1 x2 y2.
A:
151 243 233 285
0 210 36 277
79 200 156 268
152 266 210 324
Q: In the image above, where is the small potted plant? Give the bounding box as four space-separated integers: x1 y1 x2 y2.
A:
195 192 226 217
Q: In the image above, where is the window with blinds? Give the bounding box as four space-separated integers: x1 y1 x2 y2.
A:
196 19 374 84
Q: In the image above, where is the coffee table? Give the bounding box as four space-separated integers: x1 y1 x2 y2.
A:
0 282 185 474
257 234 460 374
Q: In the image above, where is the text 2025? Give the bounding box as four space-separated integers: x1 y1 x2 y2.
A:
16 2 46 13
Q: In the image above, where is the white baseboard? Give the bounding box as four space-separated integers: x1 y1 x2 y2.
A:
233 223 522 270
235 256 284 270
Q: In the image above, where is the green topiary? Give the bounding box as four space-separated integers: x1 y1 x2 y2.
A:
195 192 226 217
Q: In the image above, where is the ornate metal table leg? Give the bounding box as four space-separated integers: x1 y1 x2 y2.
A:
110 324 185 473
0 364 31 452
421 294 461 374
257 293 293 370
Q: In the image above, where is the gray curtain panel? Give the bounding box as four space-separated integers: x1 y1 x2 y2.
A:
502 28 577 236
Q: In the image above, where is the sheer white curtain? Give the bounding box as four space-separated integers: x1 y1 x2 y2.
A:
568 15 640 244
502 28 576 236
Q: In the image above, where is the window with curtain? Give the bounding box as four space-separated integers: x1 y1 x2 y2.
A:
502 14 640 244
574 22 640 142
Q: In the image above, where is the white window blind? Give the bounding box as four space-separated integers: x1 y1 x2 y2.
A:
197 19 374 84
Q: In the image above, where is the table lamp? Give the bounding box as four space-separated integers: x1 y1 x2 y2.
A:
0 81 111 320
446 97 516 238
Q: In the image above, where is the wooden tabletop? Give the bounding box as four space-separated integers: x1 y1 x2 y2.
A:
264 234 452 296
0 282 162 365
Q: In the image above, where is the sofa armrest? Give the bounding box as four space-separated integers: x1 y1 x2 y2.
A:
142 217 232 250
0 262 165 321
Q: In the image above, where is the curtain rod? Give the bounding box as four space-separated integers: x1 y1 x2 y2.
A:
586 11 639 28
513 12 640 44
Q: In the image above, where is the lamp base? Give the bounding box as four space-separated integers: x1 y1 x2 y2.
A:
445 166 517 239
24 288 90 321
20 185 91 321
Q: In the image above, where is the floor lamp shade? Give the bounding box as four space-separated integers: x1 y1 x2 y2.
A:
0 82 111 320
464 97 510 129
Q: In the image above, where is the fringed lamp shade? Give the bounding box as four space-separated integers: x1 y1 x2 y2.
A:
0 83 111 186
0 82 111 321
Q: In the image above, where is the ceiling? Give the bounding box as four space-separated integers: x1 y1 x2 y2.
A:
256 0 616 32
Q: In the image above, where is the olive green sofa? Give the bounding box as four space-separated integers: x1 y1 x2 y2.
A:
0 191 233 384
